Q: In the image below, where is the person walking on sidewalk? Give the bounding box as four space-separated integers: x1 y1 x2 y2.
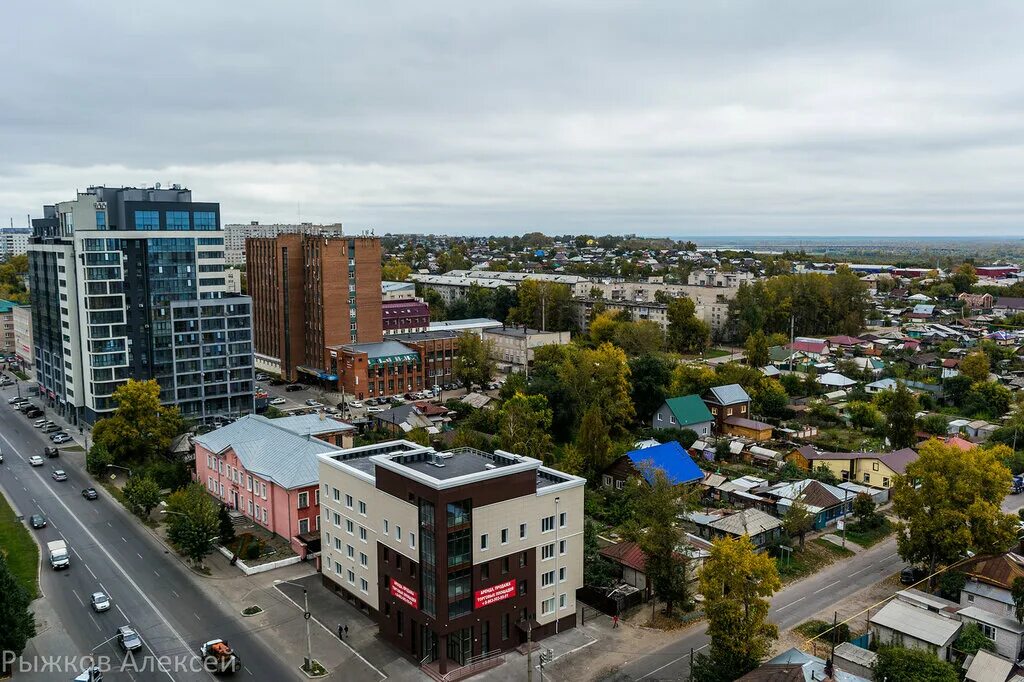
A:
338 624 344 640
612 614 619 628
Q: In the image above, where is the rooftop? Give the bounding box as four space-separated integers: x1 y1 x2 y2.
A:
334 340 420 363
869 599 961 646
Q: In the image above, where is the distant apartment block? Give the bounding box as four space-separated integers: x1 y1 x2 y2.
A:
0 228 31 259
12 304 32 378
483 326 571 374
28 185 254 425
223 221 329 265
247 233 383 382
687 268 755 288
382 281 416 301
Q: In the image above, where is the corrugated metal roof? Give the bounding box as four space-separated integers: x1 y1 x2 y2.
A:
869 599 961 646
965 649 1014 682
706 383 751 406
707 508 782 536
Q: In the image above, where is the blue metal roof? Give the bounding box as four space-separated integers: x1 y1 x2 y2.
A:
626 441 703 485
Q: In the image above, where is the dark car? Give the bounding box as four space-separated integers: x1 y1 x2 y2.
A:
285 384 303 392
269 378 287 386
44 447 58 458
900 566 927 585
82 488 98 500
29 514 46 529
24 408 42 418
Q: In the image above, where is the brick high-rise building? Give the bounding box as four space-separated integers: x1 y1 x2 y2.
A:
247 233 383 382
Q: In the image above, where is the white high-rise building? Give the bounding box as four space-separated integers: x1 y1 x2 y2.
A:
223 221 331 265
0 228 31 259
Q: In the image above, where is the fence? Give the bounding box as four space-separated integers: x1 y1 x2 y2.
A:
578 584 645 617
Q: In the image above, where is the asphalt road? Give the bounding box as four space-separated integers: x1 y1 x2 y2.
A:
0 401 302 681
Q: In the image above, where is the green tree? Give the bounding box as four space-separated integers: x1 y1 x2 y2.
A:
406 428 431 446
938 571 966 601
218 504 236 544
381 258 412 282
943 373 974 407
950 263 978 294
452 331 495 391
964 381 1013 419
960 350 991 382
872 646 958 682
693 535 781 681
1012 576 1024 624
583 519 615 588
85 442 114 476
744 330 770 368
123 475 161 518
668 363 717 398
0 254 29 304
893 440 1017 577
421 287 447 321
875 382 919 448
852 493 880 529
812 464 839 486
666 298 710 354
0 553 36 676
576 406 613 479
752 379 789 419
956 622 996 657
589 310 624 346
557 343 635 436
511 280 573 331
847 400 883 431
625 466 698 616
782 499 814 548
613 320 664 356
498 392 554 461
91 379 184 464
629 353 673 423
918 413 949 436
165 483 221 566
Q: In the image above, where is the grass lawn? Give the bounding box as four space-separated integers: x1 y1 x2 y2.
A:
843 518 894 549
703 348 733 359
0 491 40 599
776 538 854 583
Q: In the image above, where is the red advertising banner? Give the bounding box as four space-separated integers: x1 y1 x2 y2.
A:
474 578 516 609
390 578 419 608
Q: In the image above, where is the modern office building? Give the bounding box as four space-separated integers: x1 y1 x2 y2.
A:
28 185 255 425
223 221 328 265
0 228 31 259
12 304 33 377
247 233 383 382
318 440 584 676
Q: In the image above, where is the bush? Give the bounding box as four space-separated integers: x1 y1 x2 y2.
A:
86 444 114 476
243 541 262 561
794 618 850 643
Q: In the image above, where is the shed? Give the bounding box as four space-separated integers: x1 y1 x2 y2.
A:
870 599 961 660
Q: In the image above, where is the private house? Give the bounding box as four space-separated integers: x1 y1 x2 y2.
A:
598 536 711 599
865 377 898 394
801 447 918 490
959 292 994 312
787 337 830 359
737 648 871 682
869 598 961 661
957 607 1024 663
964 650 1015 682
763 480 854 530
965 420 999 443
194 414 346 556
370 404 436 435
689 508 783 550
652 395 714 436
960 553 1024 620
994 297 1024 318
702 384 773 441
602 441 704 490
818 372 858 389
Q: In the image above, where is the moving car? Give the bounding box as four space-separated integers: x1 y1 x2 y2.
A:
52 469 68 482
30 514 46 529
285 384 303 392
269 397 286 405
28 455 43 466
304 399 323 407
82 488 99 500
48 540 70 569
90 592 111 612
200 639 242 674
116 626 143 653
44 446 58 458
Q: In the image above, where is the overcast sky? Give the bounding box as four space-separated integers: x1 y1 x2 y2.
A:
3 1 1024 237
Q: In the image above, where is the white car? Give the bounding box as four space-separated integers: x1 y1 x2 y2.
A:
28 455 43 466
33 418 47 428
269 397 286 405
304 399 324 408
51 434 72 444
348 401 363 409
7 396 22 404
90 591 111 612
366 406 386 413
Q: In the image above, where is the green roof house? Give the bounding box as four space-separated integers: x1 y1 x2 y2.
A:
653 394 714 437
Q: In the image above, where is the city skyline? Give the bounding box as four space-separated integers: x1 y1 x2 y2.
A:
5 3 1024 236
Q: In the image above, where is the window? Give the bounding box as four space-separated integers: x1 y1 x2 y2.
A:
346 519 354 534
359 527 367 542
360 578 368 593
520 551 528 568
334 561 342 575
383 519 389 535
262 508 268 524
615 480 624 491
480 534 489 551
500 528 509 545
347 570 355 584
862 473 870 483
979 622 997 641
559 567 567 582
541 544 555 561
360 552 368 567
542 570 555 587
333 488 341 502
559 540 567 555
872 462 879 472
396 525 402 541
358 500 367 515
193 211 218 231
541 597 555 615
166 211 190 230
670 416 675 424
347 545 354 559
481 562 489 580
333 512 341 527
134 211 159 230
297 492 309 509
246 475 252 492
542 516 555 533
519 523 527 540
298 518 309 534
657 413 663 421
410 533 416 549
883 477 890 487
560 593 567 609
967 594 975 602
502 613 510 640
502 556 510 575
345 494 353 509
518 579 528 596
559 512 567 528
602 474 613 487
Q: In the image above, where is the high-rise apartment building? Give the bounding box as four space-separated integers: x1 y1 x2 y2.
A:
29 185 255 425
247 233 383 382
318 440 584 675
0 228 31 259
223 221 329 265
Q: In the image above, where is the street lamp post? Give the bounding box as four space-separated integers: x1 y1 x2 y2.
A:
275 580 314 672
106 464 132 478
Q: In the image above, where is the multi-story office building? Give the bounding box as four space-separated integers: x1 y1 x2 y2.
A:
382 299 430 335
247 233 383 382
0 228 31 259
28 185 254 425
13 304 33 377
318 440 584 675
0 300 16 355
223 221 328 265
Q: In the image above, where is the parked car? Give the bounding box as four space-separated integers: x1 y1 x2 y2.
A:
269 378 287 386
51 469 67 482
348 400 363 409
24 408 42 418
900 566 927 585
367 406 386 413
285 384 303 392
29 514 46 529
43 424 62 433
51 434 72 444
28 455 43 466
254 373 269 381
90 591 111 612
116 626 143 653
82 488 99 500
269 397 286 405
6 395 22 404
304 399 324 407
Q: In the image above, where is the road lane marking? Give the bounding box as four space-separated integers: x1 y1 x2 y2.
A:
71 589 84 606
776 597 806 612
171 589 179 598
881 552 898 561
0 430 199 680
194 613 201 620
153 570 160 577
849 566 870 577
813 580 840 595
84 563 97 580
121 536 127 543
637 644 709 680
117 604 130 621
137 553 143 560
72 547 83 561
106 521 112 527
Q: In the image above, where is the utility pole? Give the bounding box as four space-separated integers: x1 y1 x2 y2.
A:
841 487 849 548
789 315 795 372
526 620 533 682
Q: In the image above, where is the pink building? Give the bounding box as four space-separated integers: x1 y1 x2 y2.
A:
194 414 354 556
381 299 430 335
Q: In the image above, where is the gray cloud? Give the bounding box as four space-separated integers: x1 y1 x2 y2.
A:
3 1 1024 236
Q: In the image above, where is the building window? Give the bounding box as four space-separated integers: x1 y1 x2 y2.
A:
559 512 567 529
542 516 555 533
333 488 341 502
518 579 528 596
297 492 309 509
500 528 509 545
883 477 890 487
360 578 368 594
542 570 555 587
542 544 554 561
979 623 997 641
559 593 567 609
872 462 879 472
559 567 566 582
502 613 510 640
383 519 389 535
863 473 870 483
134 211 159 230
541 597 555 615
480 534 489 551
347 570 355 585
410 533 416 549
360 552 368 567
520 551 527 568
359 500 367 515
520 523 527 540
602 475 613 487
502 556 510 575
396 525 402 541
346 520 354 534
347 545 354 559
657 413 663 421
333 512 341 527
559 539 567 555
298 518 309 534
345 494 353 509
481 562 489 580
359 527 367 542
